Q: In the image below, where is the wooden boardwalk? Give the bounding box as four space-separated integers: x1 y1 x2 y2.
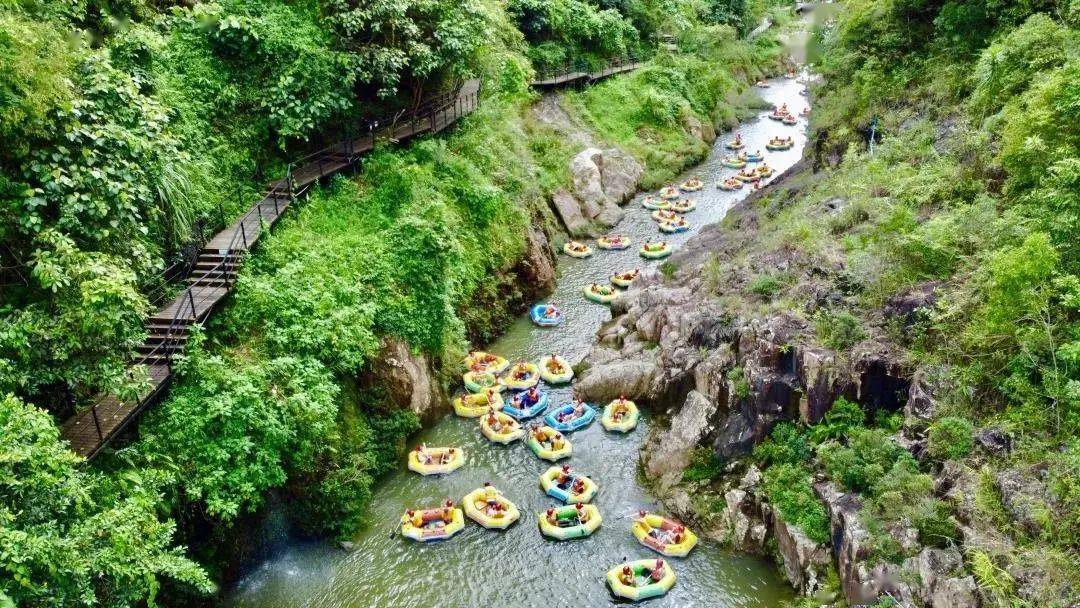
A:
530 57 645 89
61 80 481 459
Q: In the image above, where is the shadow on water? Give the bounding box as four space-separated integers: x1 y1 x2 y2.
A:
226 74 811 608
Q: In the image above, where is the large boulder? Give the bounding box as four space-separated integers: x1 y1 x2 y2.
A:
552 147 643 236
574 357 659 403
771 511 832 594
643 390 718 491
366 337 445 423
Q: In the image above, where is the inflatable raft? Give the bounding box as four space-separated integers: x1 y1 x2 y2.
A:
611 269 640 288
597 234 631 250
400 505 465 542
601 398 639 432
725 139 745 150
651 209 679 223
545 402 596 433
735 169 759 182
463 485 520 529
745 151 765 163
641 196 670 210
540 465 599 503
670 199 696 213
640 242 672 259
584 283 617 305
463 370 502 393
408 446 465 475
453 390 504 418
527 426 572 461
766 138 793 151
539 504 601 540
783 114 798 125
721 156 746 169
480 410 525 443
658 186 680 200
538 354 573 384
563 241 594 258
632 513 699 557
756 165 775 178
606 559 676 601
464 351 509 374
530 304 562 327
658 218 689 234
717 178 743 191
503 389 548 419
503 361 540 390
679 178 703 192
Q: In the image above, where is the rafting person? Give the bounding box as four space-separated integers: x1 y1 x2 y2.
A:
557 464 572 488
441 499 454 522
525 385 540 404
544 303 560 318
571 478 586 496
649 559 666 582
551 433 565 451
619 565 635 586
546 507 558 525
575 502 590 523
612 395 631 420
734 133 742 145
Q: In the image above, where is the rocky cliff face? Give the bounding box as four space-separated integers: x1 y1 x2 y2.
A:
569 162 991 607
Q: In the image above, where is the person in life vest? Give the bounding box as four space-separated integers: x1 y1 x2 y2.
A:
575 502 589 523
546 507 558 525
551 432 565 451
441 499 454 523
557 464 572 488
734 133 742 145
649 559 666 582
486 410 502 432
571 478 586 496
612 395 630 420
619 565 635 586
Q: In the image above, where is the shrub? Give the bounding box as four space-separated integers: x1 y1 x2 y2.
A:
819 428 912 496
682 446 724 483
660 261 679 278
754 422 812 467
762 462 831 543
727 366 751 399
814 309 868 350
927 416 975 460
912 499 960 548
748 273 786 298
808 397 865 443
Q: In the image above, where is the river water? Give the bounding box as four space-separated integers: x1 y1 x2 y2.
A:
227 73 809 608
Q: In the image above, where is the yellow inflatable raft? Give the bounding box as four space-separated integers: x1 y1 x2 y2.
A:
717 178 743 191
463 351 509 374
658 186 680 200
651 209 679 223
452 390 504 418
670 199 696 213
563 241 594 258
463 485 520 529
601 398 639 432
527 425 572 461
607 559 676 601
480 410 525 443
538 504 601 540
503 361 540 390
596 234 631 250
540 465 599 503
756 165 775 177
407 445 465 475
611 269 640 288
641 196 670 210
584 283 617 305
400 505 465 542
639 241 672 259
538 354 573 384
679 178 703 192
631 512 699 557
725 139 745 150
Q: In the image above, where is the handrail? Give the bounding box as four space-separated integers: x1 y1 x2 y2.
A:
72 81 482 457
531 52 647 86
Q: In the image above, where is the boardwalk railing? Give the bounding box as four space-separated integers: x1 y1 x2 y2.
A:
530 53 647 89
62 80 482 459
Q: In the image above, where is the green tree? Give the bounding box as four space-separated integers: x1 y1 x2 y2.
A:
0 393 212 606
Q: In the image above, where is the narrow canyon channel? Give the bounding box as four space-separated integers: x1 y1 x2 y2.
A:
227 73 810 608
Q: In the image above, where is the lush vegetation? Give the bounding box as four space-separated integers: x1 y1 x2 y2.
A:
0 0 792 602
677 0 1079 602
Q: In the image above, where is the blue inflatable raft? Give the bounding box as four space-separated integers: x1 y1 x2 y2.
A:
545 403 596 433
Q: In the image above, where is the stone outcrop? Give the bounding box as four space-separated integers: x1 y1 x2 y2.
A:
552 147 644 236
366 337 446 423
816 482 980 608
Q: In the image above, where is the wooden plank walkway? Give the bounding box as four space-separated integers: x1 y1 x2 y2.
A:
61 80 482 459
530 58 645 89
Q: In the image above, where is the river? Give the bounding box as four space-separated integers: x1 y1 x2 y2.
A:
227 72 809 608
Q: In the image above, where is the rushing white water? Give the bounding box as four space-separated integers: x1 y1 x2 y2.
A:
226 74 810 608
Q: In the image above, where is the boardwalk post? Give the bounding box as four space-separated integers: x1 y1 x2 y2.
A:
91 405 103 442
187 289 197 323
240 222 248 249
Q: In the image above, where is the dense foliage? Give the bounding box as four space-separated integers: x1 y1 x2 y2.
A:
0 394 212 607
